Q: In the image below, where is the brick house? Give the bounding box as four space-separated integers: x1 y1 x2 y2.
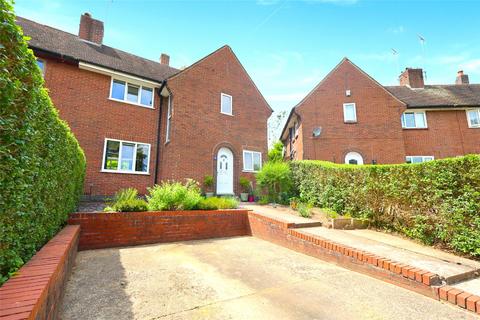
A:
18 13 272 197
281 58 480 164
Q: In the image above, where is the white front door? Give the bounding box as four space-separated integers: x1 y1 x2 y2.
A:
345 151 364 165
216 147 234 195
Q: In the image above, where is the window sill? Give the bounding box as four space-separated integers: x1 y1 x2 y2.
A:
220 112 234 116
467 125 480 129
344 121 357 124
108 98 155 109
402 127 428 130
243 170 260 173
101 169 150 175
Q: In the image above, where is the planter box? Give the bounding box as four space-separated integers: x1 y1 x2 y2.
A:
68 209 250 250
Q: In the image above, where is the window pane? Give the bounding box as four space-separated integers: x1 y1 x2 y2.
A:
403 113 415 127
111 80 126 100
135 144 149 172
140 87 153 106
415 112 426 127
36 59 45 74
127 85 139 103
253 153 261 171
468 110 480 126
244 152 253 170
104 140 120 170
344 104 356 121
406 157 412 164
120 143 135 171
424 157 434 162
411 156 423 163
221 94 232 114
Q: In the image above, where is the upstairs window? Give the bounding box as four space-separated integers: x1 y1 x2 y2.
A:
110 79 154 108
466 109 480 128
221 93 233 115
406 156 434 164
343 103 357 123
243 150 262 172
102 139 150 174
401 111 427 129
36 58 45 76
165 96 172 143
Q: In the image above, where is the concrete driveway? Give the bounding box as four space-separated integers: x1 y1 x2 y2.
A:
60 237 477 320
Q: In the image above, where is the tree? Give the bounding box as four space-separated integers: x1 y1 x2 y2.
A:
268 141 284 162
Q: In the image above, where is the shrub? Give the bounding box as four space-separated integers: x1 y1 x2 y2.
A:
290 155 480 257
256 162 292 204
239 177 250 193
104 188 147 212
203 175 214 192
147 180 202 211
0 2 86 284
268 141 284 163
197 197 239 210
297 202 313 218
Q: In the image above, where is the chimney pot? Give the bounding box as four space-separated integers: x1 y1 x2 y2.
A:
79 13 104 45
399 68 424 88
456 70 469 85
160 53 170 66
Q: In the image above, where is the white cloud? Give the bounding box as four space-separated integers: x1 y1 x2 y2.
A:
387 26 405 34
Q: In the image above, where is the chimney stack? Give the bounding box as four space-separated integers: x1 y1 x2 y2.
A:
455 70 469 85
79 13 104 45
160 53 170 66
399 68 424 88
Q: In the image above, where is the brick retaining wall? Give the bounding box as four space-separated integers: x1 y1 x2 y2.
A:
68 210 250 250
0 225 79 320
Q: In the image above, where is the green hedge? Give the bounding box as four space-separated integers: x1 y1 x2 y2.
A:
0 1 86 284
290 155 480 258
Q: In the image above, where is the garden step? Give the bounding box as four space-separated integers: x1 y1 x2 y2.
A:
297 227 480 284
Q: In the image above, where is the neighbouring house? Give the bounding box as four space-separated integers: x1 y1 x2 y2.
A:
18 13 272 198
281 58 480 164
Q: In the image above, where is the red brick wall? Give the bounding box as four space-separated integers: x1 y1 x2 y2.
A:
296 59 407 164
68 210 250 250
41 57 158 196
158 46 272 194
403 110 480 158
0 226 79 320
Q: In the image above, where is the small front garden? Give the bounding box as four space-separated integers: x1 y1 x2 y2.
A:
103 180 239 213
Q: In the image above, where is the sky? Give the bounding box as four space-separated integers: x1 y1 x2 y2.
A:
13 0 480 115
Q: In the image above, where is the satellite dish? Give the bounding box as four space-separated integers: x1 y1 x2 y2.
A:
313 127 322 137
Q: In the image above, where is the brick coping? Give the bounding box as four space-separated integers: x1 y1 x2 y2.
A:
0 225 80 320
248 211 480 316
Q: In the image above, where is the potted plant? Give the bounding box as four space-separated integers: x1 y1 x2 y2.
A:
203 175 214 198
239 177 250 202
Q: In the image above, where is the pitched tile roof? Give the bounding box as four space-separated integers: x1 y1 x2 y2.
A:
385 84 480 108
16 16 179 83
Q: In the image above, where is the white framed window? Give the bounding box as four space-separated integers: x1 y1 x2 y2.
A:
36 58 45 76
221 93 233 115
406 156 434 164
401 111 427 129
102 138 150 174
165 96 172 143
343 103 357 123
466 109 480 128
110 78 154 108
243 150 262 172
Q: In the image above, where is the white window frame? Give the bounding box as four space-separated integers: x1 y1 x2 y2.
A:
401 111 428 129
466 108 480 128
101 138 151 175
36 58 46 76
109 77 155 109
165 95 172 143
406 156 434 164
243 150 262 172
220 93 233 116
343 103 357 123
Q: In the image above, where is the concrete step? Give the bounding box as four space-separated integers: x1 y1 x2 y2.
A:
297 227 480 285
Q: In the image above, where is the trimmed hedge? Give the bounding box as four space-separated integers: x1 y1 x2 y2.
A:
0 1 86 284
290 155 480 257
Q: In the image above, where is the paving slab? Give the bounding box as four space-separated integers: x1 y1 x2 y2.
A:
60 237 477 320
299 227 480 283
455 278 480 296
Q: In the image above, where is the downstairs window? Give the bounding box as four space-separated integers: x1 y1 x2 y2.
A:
103 139 150 174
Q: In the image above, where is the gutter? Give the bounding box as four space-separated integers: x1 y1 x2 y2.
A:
30 47 78 65
153 80 167 185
